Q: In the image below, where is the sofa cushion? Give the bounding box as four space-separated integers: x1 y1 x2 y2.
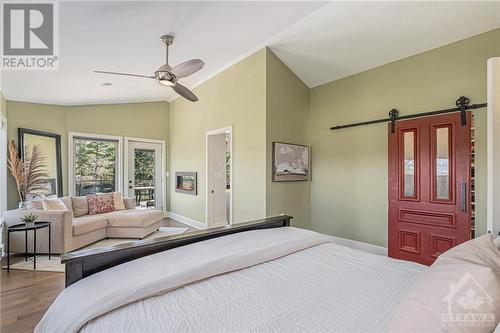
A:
59 197 73 211
72 196 89 217
73 215 108 236
113 192 126 210
27 199 44 210
102 210 164 228
43 198 68 210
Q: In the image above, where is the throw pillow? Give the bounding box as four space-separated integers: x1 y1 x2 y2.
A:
71 196 89 217
87 193 115 215
43 198 68 210
26 199 44 210
389 234 500 333
113 192 126 210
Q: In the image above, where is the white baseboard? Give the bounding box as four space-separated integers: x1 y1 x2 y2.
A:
327 235 388 256
166 211 207 230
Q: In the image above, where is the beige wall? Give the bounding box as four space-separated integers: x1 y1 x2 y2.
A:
309 28 500 247
266 49 311 228
5 101 169 209
169 49 267 224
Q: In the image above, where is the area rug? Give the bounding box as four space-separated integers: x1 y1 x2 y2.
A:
82 227 190 250
2 228 191 272
157 226 189 236
2 256 64 273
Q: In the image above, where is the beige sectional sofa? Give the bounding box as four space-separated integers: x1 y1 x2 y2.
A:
3 196 164 254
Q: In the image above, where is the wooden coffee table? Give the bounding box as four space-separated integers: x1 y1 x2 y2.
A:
6 222 51 272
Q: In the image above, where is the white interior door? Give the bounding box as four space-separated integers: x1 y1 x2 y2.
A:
127 141 163 210
207 133 228 227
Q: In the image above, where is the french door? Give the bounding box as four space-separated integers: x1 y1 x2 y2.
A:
126 141 163 210
388 112 471 265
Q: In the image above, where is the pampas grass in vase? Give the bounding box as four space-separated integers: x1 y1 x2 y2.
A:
7 140 49 209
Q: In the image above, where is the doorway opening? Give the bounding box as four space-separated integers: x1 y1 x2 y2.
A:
124 138 165 210
206 126 233 227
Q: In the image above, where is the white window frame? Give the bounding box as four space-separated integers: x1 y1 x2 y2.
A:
123 137 167 211
68 132 123 197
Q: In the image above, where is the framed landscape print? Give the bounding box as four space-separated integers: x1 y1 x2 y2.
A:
272 142 310 182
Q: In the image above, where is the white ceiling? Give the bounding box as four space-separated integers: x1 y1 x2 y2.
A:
268 1 500 88
1 1 499 105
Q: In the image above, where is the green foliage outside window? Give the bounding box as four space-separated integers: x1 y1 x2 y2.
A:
134 149 155 187
74 139 117 195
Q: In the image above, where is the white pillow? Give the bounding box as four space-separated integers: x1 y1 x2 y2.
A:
389 234 500 333
113 192 126 210
494 235 500 250
26 199 44 210
43 198 68 211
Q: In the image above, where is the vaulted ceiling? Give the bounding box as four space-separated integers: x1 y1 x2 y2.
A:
2 1 499 105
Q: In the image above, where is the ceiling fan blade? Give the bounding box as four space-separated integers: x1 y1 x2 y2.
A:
94 71 154 79
172 83 198 102
170 59 205 78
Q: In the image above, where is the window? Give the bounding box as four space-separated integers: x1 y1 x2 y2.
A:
435 126 451 200
70 133 122 196
403 130 416 197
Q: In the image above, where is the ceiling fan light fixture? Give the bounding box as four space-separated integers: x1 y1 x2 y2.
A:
94 34 204 102
159 79 176 86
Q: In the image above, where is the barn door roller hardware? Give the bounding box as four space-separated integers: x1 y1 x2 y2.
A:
330 96 487 134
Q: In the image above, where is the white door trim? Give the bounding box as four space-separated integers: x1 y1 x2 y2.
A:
0 113 7 256
487 57 500 236
68 131 123 197
205 126 233 227
124 137 167 211
0 112 7 215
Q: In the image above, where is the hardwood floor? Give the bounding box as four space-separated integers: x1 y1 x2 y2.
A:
0 218 191 333
1 259 64 333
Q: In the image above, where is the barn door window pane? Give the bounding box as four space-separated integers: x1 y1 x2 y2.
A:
403 131 416 197
435 127 450 200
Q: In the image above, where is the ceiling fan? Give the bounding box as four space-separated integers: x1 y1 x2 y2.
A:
94 35 204 102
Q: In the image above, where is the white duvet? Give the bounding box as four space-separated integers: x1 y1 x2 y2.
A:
35 227 426 333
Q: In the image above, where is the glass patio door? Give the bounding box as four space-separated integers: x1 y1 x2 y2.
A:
126 141 162 210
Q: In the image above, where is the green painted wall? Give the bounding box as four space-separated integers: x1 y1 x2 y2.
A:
309 28 500 247
6 102 67 209
169 49 267 224
5 101 169 209
266 49 311 228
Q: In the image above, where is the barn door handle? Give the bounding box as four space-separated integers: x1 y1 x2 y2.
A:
460 181 467 213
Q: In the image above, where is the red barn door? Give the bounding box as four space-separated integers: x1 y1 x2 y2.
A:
388 112 471 265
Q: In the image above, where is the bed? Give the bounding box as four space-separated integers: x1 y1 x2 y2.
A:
35 222 427 333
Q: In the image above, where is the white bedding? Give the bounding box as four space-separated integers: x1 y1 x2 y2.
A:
36 227 426 333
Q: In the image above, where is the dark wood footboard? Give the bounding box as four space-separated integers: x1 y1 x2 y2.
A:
62 215 292 287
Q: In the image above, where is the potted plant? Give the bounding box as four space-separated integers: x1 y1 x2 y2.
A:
7 140 48 209
20 213 38 228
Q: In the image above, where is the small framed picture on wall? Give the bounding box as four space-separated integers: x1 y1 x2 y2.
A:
272 142 310 182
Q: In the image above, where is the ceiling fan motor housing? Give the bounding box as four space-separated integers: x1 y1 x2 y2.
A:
160 35 174 46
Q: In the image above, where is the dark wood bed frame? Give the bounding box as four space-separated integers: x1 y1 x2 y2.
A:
62 215 292 287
